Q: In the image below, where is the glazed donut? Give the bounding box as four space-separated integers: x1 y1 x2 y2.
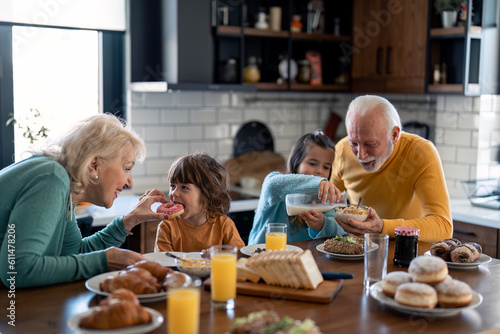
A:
450 242 482 263
408 256 448 285
156 202 184 218
430 238 462 261
381 271 413 298
394 282 438 308
434 278 472 308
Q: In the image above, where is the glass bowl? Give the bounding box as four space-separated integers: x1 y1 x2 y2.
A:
335 205 369 223
175 255 211 278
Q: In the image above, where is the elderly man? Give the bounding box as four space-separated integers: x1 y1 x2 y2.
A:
331 95 452 242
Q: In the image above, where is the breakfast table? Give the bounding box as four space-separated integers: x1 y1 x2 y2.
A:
1 238 500 334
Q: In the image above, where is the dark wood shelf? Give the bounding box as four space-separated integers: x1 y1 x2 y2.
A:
290 83 350 91
430 26 482 37
291 32 351 42
251 82 288 91
217 25 242 35
428 83 463 93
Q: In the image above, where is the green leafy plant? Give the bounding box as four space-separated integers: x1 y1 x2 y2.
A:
6 108 49 144
434 0 464 13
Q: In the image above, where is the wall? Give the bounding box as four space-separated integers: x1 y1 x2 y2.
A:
128 90 499 199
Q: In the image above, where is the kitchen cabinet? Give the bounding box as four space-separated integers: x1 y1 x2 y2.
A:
453 220 500 259
213 0 353 91
351 0 429 94
427 0 499 95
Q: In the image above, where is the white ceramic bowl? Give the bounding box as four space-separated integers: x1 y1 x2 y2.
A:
335 205 369 223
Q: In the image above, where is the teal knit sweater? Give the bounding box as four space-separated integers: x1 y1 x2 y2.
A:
0 155 128 288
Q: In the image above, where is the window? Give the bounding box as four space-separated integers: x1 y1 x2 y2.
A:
12 26 99 162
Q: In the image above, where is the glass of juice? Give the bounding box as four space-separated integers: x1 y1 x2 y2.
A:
209 245 237 309
265 223 287 251
167 278 201 334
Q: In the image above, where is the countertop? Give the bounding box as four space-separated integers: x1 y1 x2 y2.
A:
450 199 500 228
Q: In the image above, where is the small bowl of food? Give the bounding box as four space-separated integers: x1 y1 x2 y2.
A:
335 205 369 223
175 255 211 278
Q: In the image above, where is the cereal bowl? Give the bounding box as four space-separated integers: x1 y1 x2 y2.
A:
335 205 369 223
175 255 211 278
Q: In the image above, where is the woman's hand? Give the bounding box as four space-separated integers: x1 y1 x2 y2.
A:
105 247 146 271
318 180 341 205
335 207 384 236
300 210 325 231
122 189 169 231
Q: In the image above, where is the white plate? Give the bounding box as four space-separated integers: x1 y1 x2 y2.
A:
143 251 203 267
67 306 163 334
240 244 302 256
316 243 364 260
424 251 492 269
85 271 167 302
369 281 483 317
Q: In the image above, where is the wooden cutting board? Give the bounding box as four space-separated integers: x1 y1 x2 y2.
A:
204 279 343 304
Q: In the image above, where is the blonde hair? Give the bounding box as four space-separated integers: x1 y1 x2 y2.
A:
41 114 146 194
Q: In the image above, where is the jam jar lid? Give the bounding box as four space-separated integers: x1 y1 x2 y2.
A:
394 226 420 237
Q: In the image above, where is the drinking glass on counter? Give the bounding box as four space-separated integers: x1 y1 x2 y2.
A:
210 245 237 309
167 277 202 334
364 233 389 289
265 223 287 251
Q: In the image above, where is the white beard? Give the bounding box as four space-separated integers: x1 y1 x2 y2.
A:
359 139 394 173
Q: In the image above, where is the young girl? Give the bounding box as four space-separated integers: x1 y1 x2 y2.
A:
155 153 245 252
248 130 345 245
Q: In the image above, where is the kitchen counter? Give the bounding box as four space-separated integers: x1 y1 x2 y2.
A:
450 199 500 228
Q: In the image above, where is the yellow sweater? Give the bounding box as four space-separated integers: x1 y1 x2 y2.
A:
331 132 452 242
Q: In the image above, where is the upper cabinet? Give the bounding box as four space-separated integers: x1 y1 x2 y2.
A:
427 0 499 95
351 0 429 94
212 0 353 92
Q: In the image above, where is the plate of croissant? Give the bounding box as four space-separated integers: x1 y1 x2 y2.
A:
68 289 163 333
85 260 191 302
426 238 492 269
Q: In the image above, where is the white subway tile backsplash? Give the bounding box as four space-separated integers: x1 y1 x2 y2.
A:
145 125 176 141
161 142 189 157
243 109 268 123
131 109 161 125
217 139 233 156
435 145 456 162
146 158 176 175
204 91 231 107
160 109 189 124
188 140 217 155
457 113 479 130
145 142 161 159
175 125 203 140
436 112 458 129
218 108 243 123
146 92 176 107
442 162 470 179
445 96 473 112
190 109 217 124
456 147 478 164
443 129 472 146
177 91 203 107
205 124 230 139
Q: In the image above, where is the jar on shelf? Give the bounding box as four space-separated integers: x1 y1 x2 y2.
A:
433 64 440 84
243 57 260 83
221 59 237 83
291 14 302 33
297 59 311 83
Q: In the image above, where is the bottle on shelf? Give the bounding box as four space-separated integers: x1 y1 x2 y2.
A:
243 57 261 83
440 63 447 84
433 64 441 84
291 14 303 33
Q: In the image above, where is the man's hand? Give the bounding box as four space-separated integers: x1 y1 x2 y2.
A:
335 207 384 236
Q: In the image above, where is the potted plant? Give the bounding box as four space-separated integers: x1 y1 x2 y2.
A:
434 0 464 28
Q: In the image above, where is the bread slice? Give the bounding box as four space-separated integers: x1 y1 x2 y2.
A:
236 258 261 283
245 250 324 290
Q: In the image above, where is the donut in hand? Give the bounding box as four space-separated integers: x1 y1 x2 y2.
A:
156 202 184 218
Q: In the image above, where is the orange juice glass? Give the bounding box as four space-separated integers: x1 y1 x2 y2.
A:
266 223 287 251
167 287 200 334
209 245 237 309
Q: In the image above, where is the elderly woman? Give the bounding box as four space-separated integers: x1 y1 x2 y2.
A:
0 114 170 288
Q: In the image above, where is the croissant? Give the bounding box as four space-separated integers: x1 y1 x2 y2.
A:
430 238 462 261
79 299 152 329
450 242 482 263
119 267 161 288
99 288 138 307
100 272 159 294
129 260 172 281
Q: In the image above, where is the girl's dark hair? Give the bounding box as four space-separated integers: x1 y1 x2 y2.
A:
287 130 335 178
168 153 231 219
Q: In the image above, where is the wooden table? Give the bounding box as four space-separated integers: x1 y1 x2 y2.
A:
2 239 500 334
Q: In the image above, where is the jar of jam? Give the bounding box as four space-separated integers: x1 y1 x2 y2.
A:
393 226 420 267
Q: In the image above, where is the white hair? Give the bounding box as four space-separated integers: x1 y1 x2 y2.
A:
346 95 402 140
